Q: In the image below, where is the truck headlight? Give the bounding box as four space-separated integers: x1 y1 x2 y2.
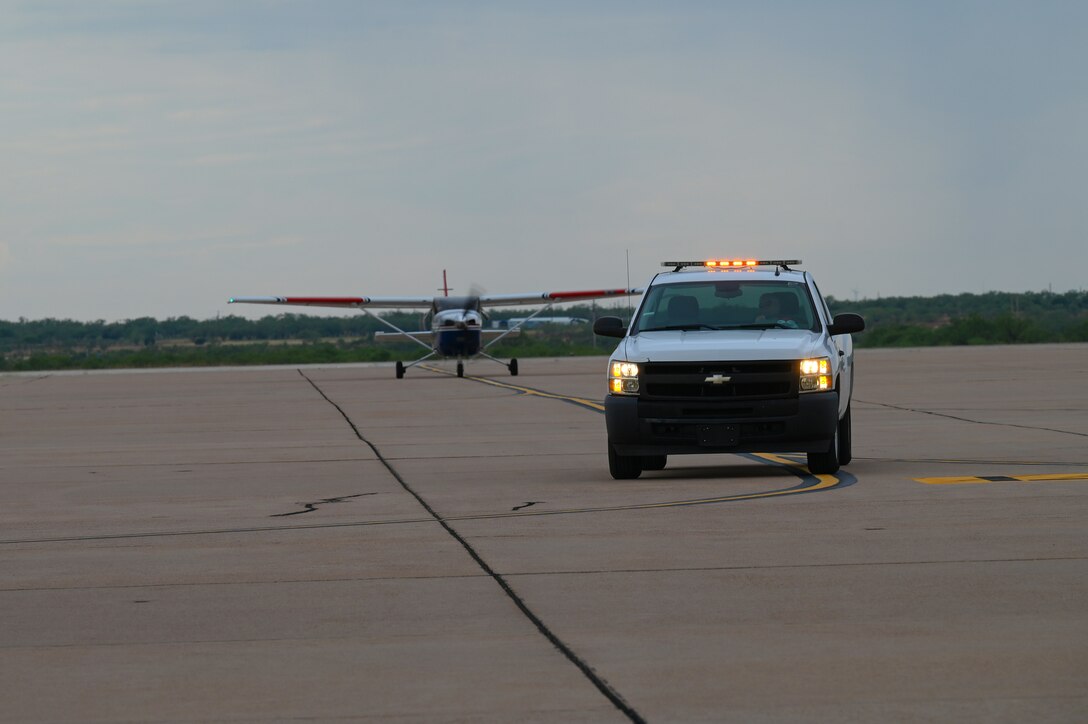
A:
799 357 831 393
608 360 640 395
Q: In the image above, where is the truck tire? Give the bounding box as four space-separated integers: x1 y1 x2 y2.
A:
642 455 667 471
807 426 841 475
608 444 643 479
837 406 852 465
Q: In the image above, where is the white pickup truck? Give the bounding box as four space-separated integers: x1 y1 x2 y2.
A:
594 259 865 479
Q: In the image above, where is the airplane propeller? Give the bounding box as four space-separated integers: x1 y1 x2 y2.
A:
455 284 484 330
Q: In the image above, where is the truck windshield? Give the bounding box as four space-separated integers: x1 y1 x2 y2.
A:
633 280 820 333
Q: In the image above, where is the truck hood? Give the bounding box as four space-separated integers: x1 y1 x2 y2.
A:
619 329 825 362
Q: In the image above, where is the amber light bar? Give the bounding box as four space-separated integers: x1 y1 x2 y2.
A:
661 259 802 270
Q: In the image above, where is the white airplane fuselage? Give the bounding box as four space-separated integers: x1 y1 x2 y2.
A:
431 307 483 357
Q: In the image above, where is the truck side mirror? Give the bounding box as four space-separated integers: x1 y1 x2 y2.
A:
593 316 627 338
828 313 865 336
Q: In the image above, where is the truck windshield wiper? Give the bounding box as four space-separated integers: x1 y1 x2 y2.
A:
640 323 721 332
727 322 799 330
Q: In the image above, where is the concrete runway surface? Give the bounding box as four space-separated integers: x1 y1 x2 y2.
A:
2 345 1086 723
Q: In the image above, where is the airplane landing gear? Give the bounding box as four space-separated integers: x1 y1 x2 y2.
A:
509 358 518 376
456 361 464 378
395 361 405 379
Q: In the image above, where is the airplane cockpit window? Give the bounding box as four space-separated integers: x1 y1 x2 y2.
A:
634 280 819 333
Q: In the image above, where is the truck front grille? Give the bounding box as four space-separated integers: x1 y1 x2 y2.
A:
641 361 796 401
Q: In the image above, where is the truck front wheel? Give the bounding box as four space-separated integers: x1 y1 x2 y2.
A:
837 406 852 465
608 444 643 480
807 426 841 475
642 455 667 471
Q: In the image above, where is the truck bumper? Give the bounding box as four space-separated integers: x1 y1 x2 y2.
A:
605 392 839 456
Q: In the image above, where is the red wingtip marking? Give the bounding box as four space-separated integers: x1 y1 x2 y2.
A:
282 297 366 305
547 289 629 300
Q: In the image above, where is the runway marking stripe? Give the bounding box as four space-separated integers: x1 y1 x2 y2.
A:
916 473 1088 485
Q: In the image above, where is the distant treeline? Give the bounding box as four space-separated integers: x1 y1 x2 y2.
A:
1 290 1085 371
825 290 1088 346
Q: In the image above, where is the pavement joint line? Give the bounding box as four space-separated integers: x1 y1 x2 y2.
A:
297 369 647 724
855 398 1088 438
10 457 380 469
0 572 495 593
0 518 438 545
855 457 1088 466
0 635 397 653
8 555 1088 594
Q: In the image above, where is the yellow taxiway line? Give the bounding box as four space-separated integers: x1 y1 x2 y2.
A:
420 364 604 411
916 472 1088 485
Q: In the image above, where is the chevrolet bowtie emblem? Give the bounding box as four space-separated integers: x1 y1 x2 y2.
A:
704 374 731 384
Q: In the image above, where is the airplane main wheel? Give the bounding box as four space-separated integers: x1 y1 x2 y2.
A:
509 358 518 376
456 362 464 378
395 361 405 379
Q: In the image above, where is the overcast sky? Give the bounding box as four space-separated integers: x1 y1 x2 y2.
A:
2 1 1086 321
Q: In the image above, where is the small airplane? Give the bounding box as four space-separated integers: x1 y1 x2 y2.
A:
228 271 642 378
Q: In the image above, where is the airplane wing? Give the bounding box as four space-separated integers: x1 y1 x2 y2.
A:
373 328 520 343
228 287 642 310
373 330 435 343
228 296 434 309
479 288 643 306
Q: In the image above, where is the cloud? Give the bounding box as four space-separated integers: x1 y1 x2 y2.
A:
184 152 265 167
167 107 239 123
2 2 1086 322
44 229 302 253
